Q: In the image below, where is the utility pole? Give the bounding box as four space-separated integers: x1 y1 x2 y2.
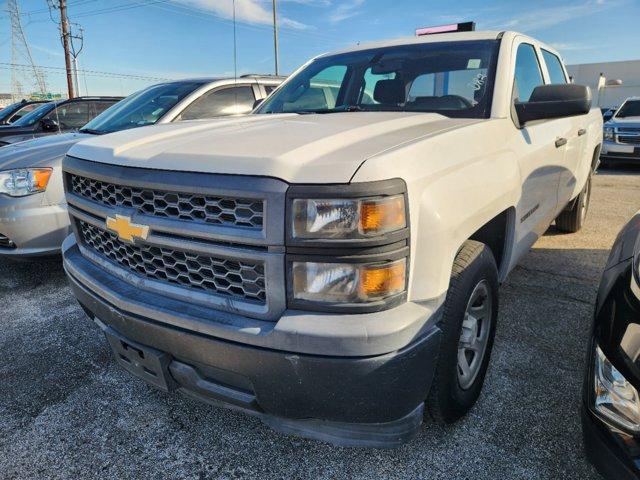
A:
272 0 279 76
58 0 76 98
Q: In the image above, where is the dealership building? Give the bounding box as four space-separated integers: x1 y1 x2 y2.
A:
568 59 640 109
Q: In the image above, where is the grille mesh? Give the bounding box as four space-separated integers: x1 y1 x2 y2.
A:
78 221 266 303
618 135 640 145
70 174 264 229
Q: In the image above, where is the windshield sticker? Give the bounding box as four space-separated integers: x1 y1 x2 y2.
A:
467 59 481 69
469 73 487 91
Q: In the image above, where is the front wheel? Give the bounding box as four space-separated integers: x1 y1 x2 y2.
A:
555 175 592 233
427 240 499 424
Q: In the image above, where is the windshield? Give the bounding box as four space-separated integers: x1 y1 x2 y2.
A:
11 102 55 127
615 100 640 119
257 40 499 118
81 82 203 134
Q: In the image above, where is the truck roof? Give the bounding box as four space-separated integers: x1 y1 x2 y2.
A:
323 31 563 60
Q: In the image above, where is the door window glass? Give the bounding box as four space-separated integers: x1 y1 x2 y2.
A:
46 102 91 129
514 43 544 102
180 86 256 120
280 65 347 112
541 50 567 84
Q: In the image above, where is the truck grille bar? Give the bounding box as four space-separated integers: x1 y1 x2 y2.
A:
63 156 287 321
70 174 264 230
78 220 267 303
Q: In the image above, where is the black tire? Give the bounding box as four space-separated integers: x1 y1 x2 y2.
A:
427 240 499 424
555 175 592 233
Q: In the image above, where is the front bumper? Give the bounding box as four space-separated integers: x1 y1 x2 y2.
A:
63 237 442 447
601 140 640 162
0 193 70 256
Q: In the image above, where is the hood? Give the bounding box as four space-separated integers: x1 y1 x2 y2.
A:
68 113 480 183
0 132 91 170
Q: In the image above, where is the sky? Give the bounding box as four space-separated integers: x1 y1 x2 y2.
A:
1 0 640 97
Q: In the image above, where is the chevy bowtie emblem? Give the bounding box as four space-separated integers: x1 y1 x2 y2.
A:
105 215 150 243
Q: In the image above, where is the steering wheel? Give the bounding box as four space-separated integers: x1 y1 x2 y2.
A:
440 95 474 109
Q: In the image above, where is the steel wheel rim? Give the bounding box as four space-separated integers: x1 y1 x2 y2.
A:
457 280 492 390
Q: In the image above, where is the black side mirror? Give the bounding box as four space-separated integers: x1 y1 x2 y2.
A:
252 98 264 110
515 84 592 127
41 117 59 132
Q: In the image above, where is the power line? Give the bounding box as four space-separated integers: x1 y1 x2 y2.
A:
1 62 171 81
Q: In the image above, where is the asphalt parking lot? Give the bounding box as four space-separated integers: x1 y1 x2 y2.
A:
0 169 639 479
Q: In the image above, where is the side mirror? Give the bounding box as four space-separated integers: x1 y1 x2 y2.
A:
252 98 264 110
41 117 59 132
514 84 592 127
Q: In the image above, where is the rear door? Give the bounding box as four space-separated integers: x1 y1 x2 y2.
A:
510 41 567 250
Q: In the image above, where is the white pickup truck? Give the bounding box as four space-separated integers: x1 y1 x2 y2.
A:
61 30 602 447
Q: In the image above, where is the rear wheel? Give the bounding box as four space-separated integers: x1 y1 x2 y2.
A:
555 175 592 233
427 240 499 424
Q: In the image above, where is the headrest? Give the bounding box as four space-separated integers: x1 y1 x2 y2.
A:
374 79 405 104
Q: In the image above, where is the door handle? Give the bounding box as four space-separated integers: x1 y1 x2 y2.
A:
578 128 587 136
555 137 567 148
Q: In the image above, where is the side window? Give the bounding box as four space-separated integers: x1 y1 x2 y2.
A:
46 101 91 129
408 74 436 99
265 85 278 95
281 65 347 112
180 86 256 120
9 104 40 122
91 101 116 117
513 43 544 102
541 50 567 85
361 68 396 104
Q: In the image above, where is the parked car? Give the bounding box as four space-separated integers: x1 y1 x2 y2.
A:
602 107 617 123
582 211 640 480
0 96 123 146
0 76 284 257
0 99 49 125
601 97 640 166
61 29 601 447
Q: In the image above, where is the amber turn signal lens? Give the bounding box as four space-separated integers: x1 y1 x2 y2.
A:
32 169 52 190
359 259 406 299
359 195 406 235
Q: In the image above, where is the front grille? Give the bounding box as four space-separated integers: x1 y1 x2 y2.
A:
618 135 640 145
618 127 640 133
70 174 264 230
78 220 266 303
0 233 15 249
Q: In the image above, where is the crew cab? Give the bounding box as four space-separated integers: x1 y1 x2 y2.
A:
61 30 602 447
601 97 640 166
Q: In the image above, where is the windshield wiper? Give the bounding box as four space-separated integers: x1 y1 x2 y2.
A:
294 105 367 115
79 128 104 135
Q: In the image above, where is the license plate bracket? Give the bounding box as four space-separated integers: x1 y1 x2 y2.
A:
103 326 177 392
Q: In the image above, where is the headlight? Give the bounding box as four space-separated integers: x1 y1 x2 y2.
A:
0 168 52 197
594 345 640 432
604 127 615 141
292 258 406 304
292 195 406 239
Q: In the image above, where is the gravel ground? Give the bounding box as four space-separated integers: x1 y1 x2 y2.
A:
1 169 639 480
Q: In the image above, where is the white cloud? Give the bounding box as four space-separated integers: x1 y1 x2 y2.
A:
481 0 624 32
172 0 310 29
329 0 365 23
